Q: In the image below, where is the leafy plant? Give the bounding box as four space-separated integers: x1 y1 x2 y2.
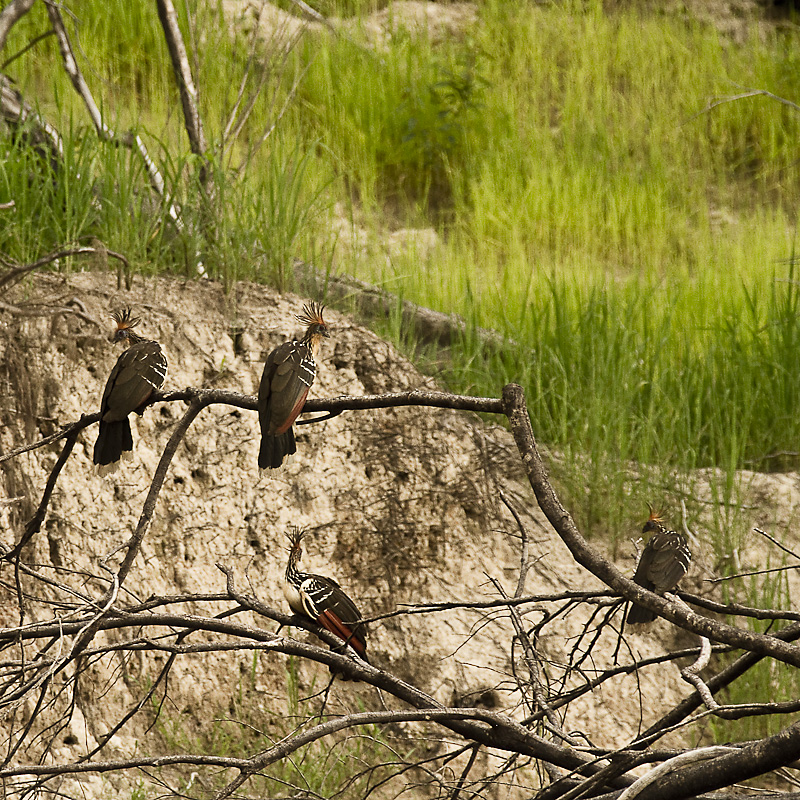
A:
386 48 490 209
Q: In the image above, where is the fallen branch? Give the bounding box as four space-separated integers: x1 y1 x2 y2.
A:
0 246 132 293
296 260 515 350
42 1 182 226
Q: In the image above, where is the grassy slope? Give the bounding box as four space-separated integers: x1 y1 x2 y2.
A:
289 0 800 546
4 1 800 523
3 0 800 745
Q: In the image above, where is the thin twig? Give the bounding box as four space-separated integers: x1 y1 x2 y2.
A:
41 2 181 224
753 527 800 561
688 89 800 125
0 0 36 54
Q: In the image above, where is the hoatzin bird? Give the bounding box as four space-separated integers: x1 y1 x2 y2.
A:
258 302 329 469
93 308 167 476
283 527 369 672
626 509 691 624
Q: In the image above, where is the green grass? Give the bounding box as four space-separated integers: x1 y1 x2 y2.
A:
146 654 398 799
3 0 800 540
710 553 800 743
4 0 800 763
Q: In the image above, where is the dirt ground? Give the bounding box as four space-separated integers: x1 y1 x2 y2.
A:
1 270 799 797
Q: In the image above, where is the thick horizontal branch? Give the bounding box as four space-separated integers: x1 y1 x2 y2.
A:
0 707 570 781
0 388 504 465
303 389 504 415
636 723 800 800
150 387 503 415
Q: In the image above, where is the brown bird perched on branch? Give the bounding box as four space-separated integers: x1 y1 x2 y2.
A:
283 527 369 671
258 302 329 469
626 508 691 625
93 308 167 476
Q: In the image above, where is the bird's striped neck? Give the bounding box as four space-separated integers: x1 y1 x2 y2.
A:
123 330 147 347
285 546 305 586
302 329 325 359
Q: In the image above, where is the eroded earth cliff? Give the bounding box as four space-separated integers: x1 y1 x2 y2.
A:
0 271 777 798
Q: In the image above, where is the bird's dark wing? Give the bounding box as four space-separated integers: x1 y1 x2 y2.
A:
642 530 690 593
258 341 316 435
299 573 368 659
100 342 167 422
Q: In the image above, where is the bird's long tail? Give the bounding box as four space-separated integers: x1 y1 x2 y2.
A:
258 429 296 469
625 602 657 625
93 419 133 475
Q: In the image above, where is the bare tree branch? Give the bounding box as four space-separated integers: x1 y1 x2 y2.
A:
690 88 800 123
0 246 132 293
0 387 504 466
501 382 800 669
297 260 515 350
616 747 737 800
41 2 181 225
0 0 36 55
155 0 208 182
635 726 800 800
3 426 81 560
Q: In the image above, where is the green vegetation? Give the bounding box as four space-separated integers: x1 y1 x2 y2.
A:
146 655 397 798
711 552 800 744
3 0 800 758
2 4 800 534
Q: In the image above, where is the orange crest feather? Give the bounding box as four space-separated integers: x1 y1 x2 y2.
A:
296 302 326 328
111 307 140 332
286 526 306 553
646 504 664 524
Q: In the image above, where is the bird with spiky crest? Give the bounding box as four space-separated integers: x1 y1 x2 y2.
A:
93 308 167 476
258 302 329 469
283 527 369 674
626 507 691 625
